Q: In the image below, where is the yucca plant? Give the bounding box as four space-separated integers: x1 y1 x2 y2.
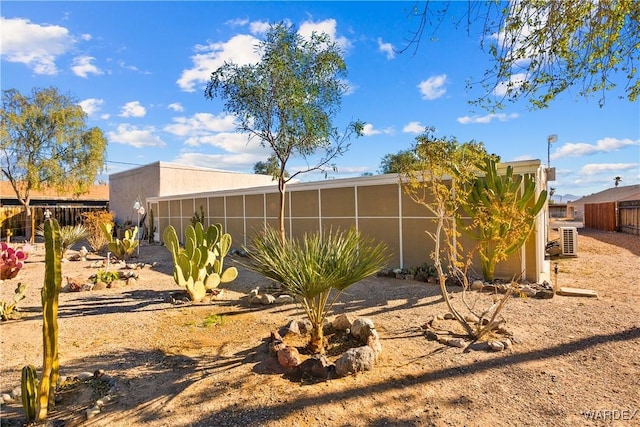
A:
36 224 90 258
246 227 389 354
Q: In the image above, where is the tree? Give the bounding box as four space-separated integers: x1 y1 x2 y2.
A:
206 23 363 242
379 149 418 174
253 155 288 178
1 87 107 239
614 176 622 187
403 1 639 110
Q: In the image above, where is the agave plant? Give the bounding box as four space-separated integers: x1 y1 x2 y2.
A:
36 224 90 258
246 227 389 354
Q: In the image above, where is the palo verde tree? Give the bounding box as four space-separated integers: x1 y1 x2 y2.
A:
379 149 419 174
1 87 108 239
206 23 363 242
403 1 639 110
398 127 537 341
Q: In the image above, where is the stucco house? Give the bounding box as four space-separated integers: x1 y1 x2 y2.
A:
108 161 276 232
568 184 640 221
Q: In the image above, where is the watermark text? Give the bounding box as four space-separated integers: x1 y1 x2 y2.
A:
582 409 638 421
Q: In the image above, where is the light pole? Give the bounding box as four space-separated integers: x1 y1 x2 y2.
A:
547 134 558 169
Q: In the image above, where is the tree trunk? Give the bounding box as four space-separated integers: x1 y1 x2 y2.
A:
278 177 286 243
307 324 324 354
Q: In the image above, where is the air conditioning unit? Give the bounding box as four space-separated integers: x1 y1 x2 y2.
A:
559 227 578 256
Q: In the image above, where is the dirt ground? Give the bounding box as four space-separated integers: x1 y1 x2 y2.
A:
1 224 639 427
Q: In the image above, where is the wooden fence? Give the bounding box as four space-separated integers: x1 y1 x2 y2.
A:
584 200 640 235
1 206 107 240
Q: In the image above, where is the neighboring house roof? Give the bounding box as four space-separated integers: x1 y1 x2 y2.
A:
569 184 640 205
0 181 109 202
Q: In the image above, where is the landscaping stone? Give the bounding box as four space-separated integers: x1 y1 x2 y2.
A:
298 354 332 379
93 282 108 291
351 317 375 341
440 337 466 348
335 346 376 377
367 330 383 360
332 313 354 331
276 295 294 304
277 346 301 368
288 319 312 335
260 294 276 305
471 280 484 290
488 340 505 351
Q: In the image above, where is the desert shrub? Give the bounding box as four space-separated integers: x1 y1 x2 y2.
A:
36 224 89 257
82 210 114 252
246 227 389 354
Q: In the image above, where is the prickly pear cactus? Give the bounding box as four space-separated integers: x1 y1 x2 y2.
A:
163 223 237 302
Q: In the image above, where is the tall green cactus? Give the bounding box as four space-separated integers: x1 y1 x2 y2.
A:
21 364 38 423
37 218 62 421
163 222 238 302
461 159 547 280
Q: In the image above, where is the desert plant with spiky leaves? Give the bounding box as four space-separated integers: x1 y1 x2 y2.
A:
246 227 389 354
36 223 89 258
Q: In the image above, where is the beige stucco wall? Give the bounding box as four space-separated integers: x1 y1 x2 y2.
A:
109 161 275 225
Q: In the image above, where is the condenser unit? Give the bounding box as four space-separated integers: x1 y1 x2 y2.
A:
559 227 578 256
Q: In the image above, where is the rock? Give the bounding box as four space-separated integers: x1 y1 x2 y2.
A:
488 340 505 351
518 285 537 298
404 274 414 281
126 277 137 287
277 346 301 368
440 337 466 348
443 312 455 320
501 338 512 349
93 281 108 291
299 354 332 379
288 319 312 335
424 329 439 341
335 346 376 377
470 280 484 290
367 330 383 360
464 314 479 323
86 405 101 420
76 371 94 380
10 386 21 399
260 294 276 305
2 393 14 403
351 317 375 341
81 283 94 292
535 288 555 299
332 313 354 331
276 295 294 304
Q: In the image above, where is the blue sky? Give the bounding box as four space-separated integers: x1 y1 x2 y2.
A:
1 1 639 198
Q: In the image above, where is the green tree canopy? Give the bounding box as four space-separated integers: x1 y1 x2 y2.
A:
379 149 418 174
1 87 108 237
404 1 639 110
206 23 363 241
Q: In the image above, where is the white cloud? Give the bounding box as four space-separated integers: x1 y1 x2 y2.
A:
361 123 393 136
173 151 264 172
119 101 146 118
164 112 270 155
402 121 426 134
551 137 640 160
71 55 103 78
80 33 92 41
493 72 528 97
177 34 260 92
226 18 249 27
418 74 447 100
167 102 184 112
249 20 271 34
377 38 395 60
298 19 350 51
78 98 104 116
164 113 237 138
457 112 519 124
108 124 166 148
0 17 75 74
579 163 638 175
